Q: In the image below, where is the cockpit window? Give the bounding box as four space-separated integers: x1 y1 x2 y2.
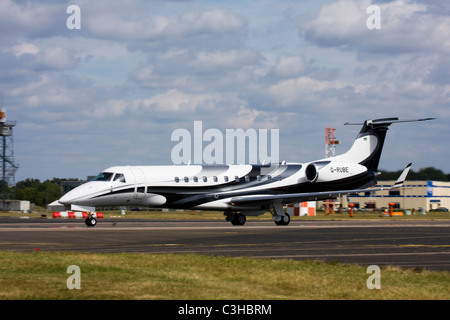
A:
113 173 126 183
92 172 114 182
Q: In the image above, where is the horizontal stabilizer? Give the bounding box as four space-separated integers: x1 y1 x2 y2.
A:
344 117 435 126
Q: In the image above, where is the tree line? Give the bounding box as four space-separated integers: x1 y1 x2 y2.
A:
378 167 450 181
6 166 450 207
11 178 81 208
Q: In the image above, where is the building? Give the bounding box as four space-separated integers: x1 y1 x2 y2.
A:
2 200 31 212
341 180 450 212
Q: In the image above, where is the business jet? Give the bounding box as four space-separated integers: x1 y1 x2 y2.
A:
59 117 433 227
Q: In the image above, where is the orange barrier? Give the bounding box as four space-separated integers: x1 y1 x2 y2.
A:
52 212 104 219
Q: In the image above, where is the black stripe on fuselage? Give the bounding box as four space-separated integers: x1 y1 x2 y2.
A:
154 171 375 209
86 164 375 209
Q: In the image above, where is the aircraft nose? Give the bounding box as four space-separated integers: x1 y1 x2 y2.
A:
58 182 102 206
58 191 76 205
59 184 92 205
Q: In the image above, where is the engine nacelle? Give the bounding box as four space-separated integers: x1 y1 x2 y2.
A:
305 161 367 183
305 163 319 183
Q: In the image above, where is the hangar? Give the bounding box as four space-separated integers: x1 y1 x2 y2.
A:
342 180 450 212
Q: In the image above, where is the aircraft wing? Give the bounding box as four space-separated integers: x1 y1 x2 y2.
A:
229 163 411 207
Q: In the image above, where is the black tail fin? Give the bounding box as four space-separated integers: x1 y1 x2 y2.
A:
336 117 435 172
354 118 396 172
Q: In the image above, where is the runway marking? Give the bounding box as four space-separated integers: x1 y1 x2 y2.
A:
1 222 450 232
255 251 450 259
401 244 450 248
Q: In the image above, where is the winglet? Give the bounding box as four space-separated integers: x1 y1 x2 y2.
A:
392 163 412 189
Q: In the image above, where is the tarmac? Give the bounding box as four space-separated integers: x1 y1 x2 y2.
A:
1 217 450 271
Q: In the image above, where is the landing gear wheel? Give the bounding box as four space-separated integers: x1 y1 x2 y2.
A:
274 215 290 226
230 213 246 226
85 217 97 227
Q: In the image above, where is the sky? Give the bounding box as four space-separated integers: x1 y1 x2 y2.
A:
1 0 449 182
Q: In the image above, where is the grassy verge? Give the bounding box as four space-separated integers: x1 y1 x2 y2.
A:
3 209 449 221
1 251 449 300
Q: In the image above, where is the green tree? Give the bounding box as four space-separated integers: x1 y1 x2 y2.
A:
379 167 449 181
15 179 63 207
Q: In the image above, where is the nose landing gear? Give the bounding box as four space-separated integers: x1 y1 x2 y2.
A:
85 213 97 227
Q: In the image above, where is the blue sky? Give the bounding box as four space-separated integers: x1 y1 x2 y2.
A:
1 0 449 181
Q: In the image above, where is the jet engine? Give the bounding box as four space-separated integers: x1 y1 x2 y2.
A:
305 161 367 183
305 163 319 183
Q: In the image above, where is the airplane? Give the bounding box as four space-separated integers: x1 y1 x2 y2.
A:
58 117 434 227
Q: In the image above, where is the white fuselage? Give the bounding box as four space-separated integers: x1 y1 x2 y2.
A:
59 160 370 213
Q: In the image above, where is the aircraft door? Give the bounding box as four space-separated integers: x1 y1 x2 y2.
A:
130 166 146 199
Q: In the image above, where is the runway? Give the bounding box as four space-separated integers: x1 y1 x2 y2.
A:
1 218 450 271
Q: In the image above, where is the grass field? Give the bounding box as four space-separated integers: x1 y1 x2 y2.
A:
1 251 450 300
6 207 450 221
1 209 450 300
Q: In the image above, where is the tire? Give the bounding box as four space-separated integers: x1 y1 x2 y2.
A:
230 213 246 226
275 215 290 226
85 217 97 227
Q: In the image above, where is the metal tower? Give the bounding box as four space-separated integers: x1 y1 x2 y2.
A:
325 127 340 158
324 127 340 215
0 108 19 194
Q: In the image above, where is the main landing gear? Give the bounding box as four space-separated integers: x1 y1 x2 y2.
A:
273 214 290 226
224 204 292 226
225 211 247 225
270 201 291 226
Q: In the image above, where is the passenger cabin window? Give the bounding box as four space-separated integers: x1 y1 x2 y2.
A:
202 176 207 182
92 172 114 182
224 176 229 182
113 173 126 183
174 177 180 183
245 176 250 182
193 176 198 182
234 176 239 182
184 177 189 183
213 176 218 182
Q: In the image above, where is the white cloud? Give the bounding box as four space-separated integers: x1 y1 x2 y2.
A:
32 47 79 70
189 49 259 72
267 76 369 107
224 106 279 130
132 89 220 113
85 7 246 45
90 90 222 119
303 0 450 55
272 55 305 78
1 0 448 181
0 0 64 40
11 42 40 57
